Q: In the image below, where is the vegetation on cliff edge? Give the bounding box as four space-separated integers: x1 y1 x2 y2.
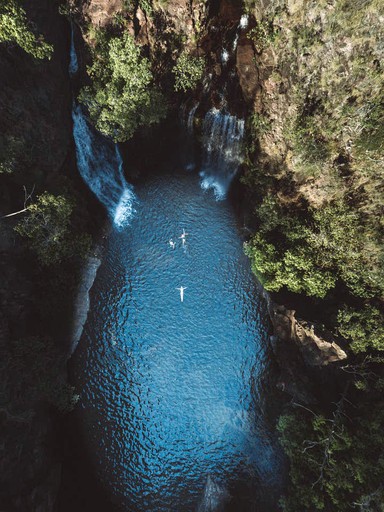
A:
242 0 384 509
0 0 53 59
79 30 167 142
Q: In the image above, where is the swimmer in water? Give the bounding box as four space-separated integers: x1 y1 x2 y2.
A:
179 229 189 246
169 239 176 249
176 286 187 302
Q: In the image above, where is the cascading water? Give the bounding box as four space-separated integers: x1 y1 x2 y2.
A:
72 106 135 228
69 25 135 229
69 23 78 76
199 108 244 200
187 103 199 133
239 14 249 30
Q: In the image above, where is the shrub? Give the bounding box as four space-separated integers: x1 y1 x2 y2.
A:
79 31 167 142
15 192 90 265
0 136 23 174
338 305 384 353
247 19 277 53
0 0 53 59
244 233 336 298
173 51 205 92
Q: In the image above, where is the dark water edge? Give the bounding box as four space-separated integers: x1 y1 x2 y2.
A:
58 154 288 512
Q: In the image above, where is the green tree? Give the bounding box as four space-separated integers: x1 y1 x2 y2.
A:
278 401 384 511
245 233 336 298
15 192 90 265
245 195 384 301
173 50 205 92
0 0 53 59
338 305 384 353
79 31 166 142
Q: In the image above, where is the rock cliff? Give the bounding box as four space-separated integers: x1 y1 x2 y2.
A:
0 1 80 510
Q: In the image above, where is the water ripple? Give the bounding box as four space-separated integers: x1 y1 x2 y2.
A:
72 170 284 511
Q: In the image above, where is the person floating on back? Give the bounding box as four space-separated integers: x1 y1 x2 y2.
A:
176 286 187 302
169 238 176 249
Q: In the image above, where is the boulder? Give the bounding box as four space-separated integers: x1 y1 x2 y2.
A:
270 304 347 367
236 42 259 103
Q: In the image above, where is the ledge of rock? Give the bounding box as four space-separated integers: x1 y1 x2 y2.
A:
236 40 259 103
69 255 101 357
270 304 347 367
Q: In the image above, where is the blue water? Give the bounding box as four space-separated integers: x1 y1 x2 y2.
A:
71 168 283 511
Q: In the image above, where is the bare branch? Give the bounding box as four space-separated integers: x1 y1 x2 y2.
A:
1 185 35 218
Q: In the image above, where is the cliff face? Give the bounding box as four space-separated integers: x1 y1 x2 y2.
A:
240 0 383 362
242 0 384 210
0 2 77 510
0 0 72 204
71 0 208 59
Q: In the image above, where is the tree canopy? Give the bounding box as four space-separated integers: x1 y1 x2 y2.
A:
0 0 53 59
79 31 166 142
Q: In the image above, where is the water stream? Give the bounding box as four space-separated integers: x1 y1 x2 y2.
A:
70 26 135 230
199 108 245 200
72 105 136 228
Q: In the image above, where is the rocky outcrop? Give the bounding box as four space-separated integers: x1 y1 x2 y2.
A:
236 39 259 103
70 255 101 357
79 0 124 27
270 304 347 367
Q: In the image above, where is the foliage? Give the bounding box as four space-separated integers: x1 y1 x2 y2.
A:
245 233 336 298
0 0 53 59
0 136 23 174
241 2 384 509
250 112 271 137
172 50 205 92
245 194 384 302
15 192 90 266
338 305 384 353
247 19 277 53
278 401 384 511
243 0 384 308
79 31 166 142
308 203 384 299
139 0 153 15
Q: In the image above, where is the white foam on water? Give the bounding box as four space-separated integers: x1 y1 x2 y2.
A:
239 14 249 29
221 49 229 63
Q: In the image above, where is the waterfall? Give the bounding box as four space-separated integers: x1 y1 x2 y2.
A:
72 105 135 228
187 103 199 133
69 24 135 229
69 24 78 76
221 49 229 64
239 14 249 30
199 108 244 200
